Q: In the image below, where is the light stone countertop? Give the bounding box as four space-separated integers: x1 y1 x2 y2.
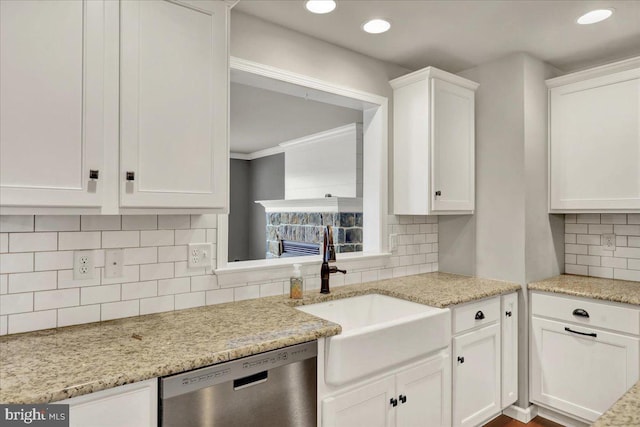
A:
528 274 640 306
529 274 640 426
0 272 519 404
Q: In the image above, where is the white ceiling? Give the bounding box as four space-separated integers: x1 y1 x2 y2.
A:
234 0 640 73
230 82 362 154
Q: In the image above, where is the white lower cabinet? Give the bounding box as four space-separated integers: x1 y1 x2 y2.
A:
530 292 640 423
322 351 451 427
62 379 158 427
453 323 501 427
501 292 518 408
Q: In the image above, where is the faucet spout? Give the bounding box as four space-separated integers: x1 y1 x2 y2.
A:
320 225 346 294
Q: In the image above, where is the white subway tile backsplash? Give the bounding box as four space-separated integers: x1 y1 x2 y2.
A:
9 232 57 252
140 230 174 247
123 247 157 265
101 300 139 321
588 224 613 235
190 275 217 292
8 310 56 334
0 216 34 232
205 288 233 305
140 295 174 315
175 292 205 310
0 253 33 274
565 224 588 234
59 232 101 250
122 215 157 231
0 293 33 315
564 214 640 282
158 246 187 262
57 269 100 289
0 214 438 334
122 281 158 300
35 216 80 232
175 229 206 245
81 284 120 305
577 213 600 224
81 216 121 231
102 231 139 249
58 305 100 327
158 215 190 230
614 225 640 236
35 251 74 272
8 271 56 293
158 278 190 295
0 234 7 253
101 265 139 285
34 289 79 311
614 269 640 282
234 285 260 301
191 215 217 229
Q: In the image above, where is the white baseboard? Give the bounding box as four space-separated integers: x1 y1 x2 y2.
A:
537 406 590 427
502 404 538 423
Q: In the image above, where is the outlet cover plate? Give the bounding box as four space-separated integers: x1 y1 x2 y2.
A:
188 243 213 268
602 234 616 251
74 250 95 280
104 249 124 279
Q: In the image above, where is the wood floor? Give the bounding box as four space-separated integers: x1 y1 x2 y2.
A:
483 415 564 427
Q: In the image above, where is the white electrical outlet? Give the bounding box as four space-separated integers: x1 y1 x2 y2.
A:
74 250 95 280
602 234 616 251
104 249 124 279
389 234 398 252
188 243 213 268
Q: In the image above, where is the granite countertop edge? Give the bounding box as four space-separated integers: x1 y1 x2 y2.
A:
528 274 640 306
0 272 520 405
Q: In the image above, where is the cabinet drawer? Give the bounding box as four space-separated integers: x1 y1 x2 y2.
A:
453 297 500 335
531 292 640 336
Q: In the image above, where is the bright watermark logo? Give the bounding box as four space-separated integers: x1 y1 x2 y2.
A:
0 405 68 426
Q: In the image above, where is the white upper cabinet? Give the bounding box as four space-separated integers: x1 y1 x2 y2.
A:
0 0 105 208
548 57 640 213
0 0 230 214
120 0 228 209
391 67 478 215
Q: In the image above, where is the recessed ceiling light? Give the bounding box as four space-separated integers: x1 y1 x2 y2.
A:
577 9 614 25
305 0 336 14
362 18 391 34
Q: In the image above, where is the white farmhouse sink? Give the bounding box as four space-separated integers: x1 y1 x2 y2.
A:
296 293 451 386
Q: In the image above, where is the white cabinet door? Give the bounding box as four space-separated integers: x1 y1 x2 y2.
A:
396 352 451 427
120 0 228 209
431 78 475 212
64 379 157 427
0 0 105 208
453 323 501 427
549 68 640 211
530 316 639 422
501 292 518 408
322 376 395 427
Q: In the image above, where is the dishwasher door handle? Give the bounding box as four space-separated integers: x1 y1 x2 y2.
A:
233 370 269 390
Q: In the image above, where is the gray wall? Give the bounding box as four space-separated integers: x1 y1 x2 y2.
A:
249 154 285 260
440 52 564 409
229 159 251 262
229 154 285 262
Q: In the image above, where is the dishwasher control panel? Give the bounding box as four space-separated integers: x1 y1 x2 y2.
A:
161 341 317 399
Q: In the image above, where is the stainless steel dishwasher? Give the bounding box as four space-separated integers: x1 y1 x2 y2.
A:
160 341 317 427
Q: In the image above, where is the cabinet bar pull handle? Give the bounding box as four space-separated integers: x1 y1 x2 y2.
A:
399 394 407 404
89 170 99 180
565 327 597 338
475 310 485 320
126 171 135 181
390 398 398 407
457 356 465 364
505 311 512 317
572 308 589 318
